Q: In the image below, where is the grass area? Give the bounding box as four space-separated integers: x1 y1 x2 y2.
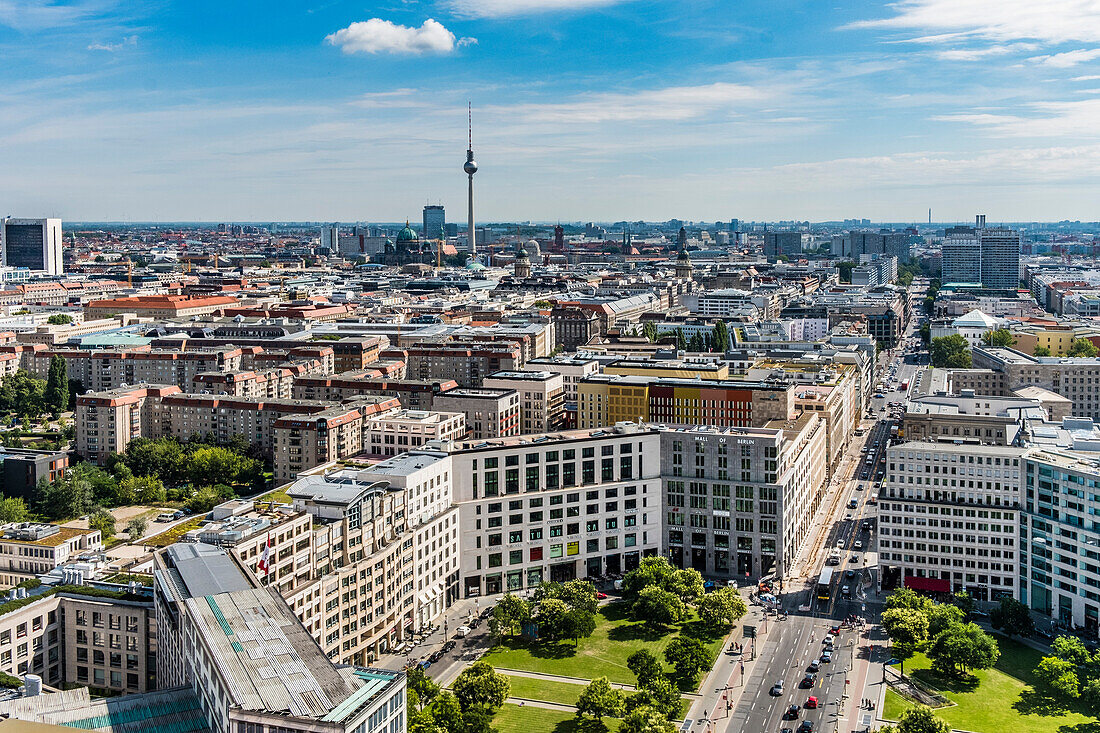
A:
103 572 153 586
143 517 203 547
885 637 1097 733
504 675 584 706
493 704 619 733
259 487 292 504
483 602 726 691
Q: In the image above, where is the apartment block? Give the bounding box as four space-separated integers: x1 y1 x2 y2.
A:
661 415 827 579
291 374 458 410
482 371 565 434
970 347 1100 420
404 342 522 388
75 385 181 464
526 356 599 402
878 441 1023 601
36 347 244 393
83 294 237 320
430 388 521 440
363 409 466 458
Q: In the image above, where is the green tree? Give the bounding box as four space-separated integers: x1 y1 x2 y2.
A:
674 329 688 352
532 300 552 309
126 516 147 541
535 597 570 639
989 597 1034 638
981 329 1016 348
696 587 748 630
882 607 929 677
560 608 597 646
89 508 116 539
0 496 28 523
633 586 685 627
576 676 625 721
627 649 663 688
1051 635 1094 668
1068 337 1099 358
1034 656 1080 700
949 591 975 617
894 705 951 733
623 556 677 599
626 675 682 720
927 622 999 676
885 587 934 614
1080 677 1100 716
1034 344 1052 357
407 667 441 707
711 321 729 353
642 322 659 343
836 261 856 282
620 705 676 733
44 356 69 414
121 475 166 505
663 636 709 684
668 568 704 604
426 691 463 733
549 579 599 615
930 335 972 368
926 603 965 637
33 472 94 521
46 313 73 325
490 593 530 637
0 370 46 417
688 332 704 352
919 321 931 345
451 661 509 713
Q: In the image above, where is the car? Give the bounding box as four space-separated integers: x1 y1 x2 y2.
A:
782 729 794 733
442 640 456 652
801 673 816 687
469 618 481 629
841 585 850 598
824 641 835 652
770 680 785 696
854 540 864 550
429 650 444 663
454 626 471 638
861 521 871 530
480 606 494 619
821 651 833 663
797 721 815 733
829 625 841 634
835 539 844 549
808 660 820 672
856 483 864 491
848 498 859 509
596 592 608 599
785 704 801 719
805 696 818 709
823 634 835 645
845 569 856 579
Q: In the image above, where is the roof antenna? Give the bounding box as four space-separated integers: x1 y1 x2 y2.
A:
468 102 472 149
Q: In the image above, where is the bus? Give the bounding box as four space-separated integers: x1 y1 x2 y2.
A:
900 380 910 391
816 568 833 602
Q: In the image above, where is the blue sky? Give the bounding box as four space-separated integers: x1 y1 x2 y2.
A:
2 0 1100 223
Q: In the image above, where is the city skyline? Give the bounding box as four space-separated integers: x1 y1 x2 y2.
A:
3 0 1100 221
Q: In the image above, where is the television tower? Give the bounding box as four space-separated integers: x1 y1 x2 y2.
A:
464 103 479 258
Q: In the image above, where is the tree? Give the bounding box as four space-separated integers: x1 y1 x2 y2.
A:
120 475 166 505
1051 635 1094 668
711 321 729 353
534 597 570 639
619 705 677 733
44 356 69 414
930 335 972 368
1034 344 1052 357
623 556 677 600
0 496 28 523
989 597 1034 638
885 587 933 614
926 603 965 637
46 314 73 325
633 586 685 627
89 508 116 539
126 516 147 541
688 332 704 352
627 649 663 688
560 608 597 646
696 587 748 630
407 667 441 707
836 261 856 283
557 579 599 614
1080 677 1100 716
981 329 1016 348
0 370 46 417
1068 337 1099 358
674 329 687 352
881 607 929 677
628 675 682 720
663 636 709 684
949 591 975 617
894 705 951 733
33 471 94 521
451 661 509 713
1034 656 1080 700
668 568 704 604
927 622 999 676
575 676 625 721
642 322 659 343
919 321 931 345
490 594 530 637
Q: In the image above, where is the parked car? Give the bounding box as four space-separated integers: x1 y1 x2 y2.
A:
442 641 456 653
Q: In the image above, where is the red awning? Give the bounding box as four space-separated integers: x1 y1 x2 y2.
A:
904 576 950 593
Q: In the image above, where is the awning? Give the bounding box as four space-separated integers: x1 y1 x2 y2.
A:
904 575 950 593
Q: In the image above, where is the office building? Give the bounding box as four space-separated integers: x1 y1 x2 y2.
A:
878 441 1023 600
0 523 102 586
661 415 827 579
763 232 803 258
422 205 445 240
430 388 521 440
942 220 1021 290
482 371 565 434
1 219 63 275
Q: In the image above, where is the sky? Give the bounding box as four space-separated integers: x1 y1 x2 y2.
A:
2 0 1100 223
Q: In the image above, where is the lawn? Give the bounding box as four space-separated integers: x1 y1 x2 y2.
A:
143 517 203 547
483 602 726 691
493 704 620 733
503 674 690 717
885 637 1097 733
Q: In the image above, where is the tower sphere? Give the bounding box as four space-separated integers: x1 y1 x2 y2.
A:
464 157 478 175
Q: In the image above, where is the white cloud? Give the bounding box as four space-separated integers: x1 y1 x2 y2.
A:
936 98 1100 137
494 82 774 124
1073 74 1100 80
445 0 633 18
1029 48 1100 67
849 0 1100 44
934 45 1015 61
87 34 137 51
325 18 472 55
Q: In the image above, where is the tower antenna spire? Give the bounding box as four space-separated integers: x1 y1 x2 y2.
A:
468 102 472 149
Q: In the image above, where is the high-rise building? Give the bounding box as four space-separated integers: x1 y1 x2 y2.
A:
423 205 445 240
942 217 1021 290
763 231 803 258
320 224 339 252
1 218 63 275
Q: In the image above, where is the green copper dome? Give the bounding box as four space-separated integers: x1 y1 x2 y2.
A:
396 221 418 243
